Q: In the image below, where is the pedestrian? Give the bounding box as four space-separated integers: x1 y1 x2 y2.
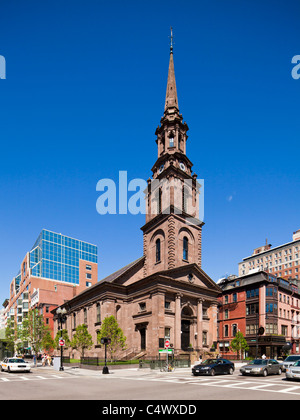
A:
42 353 47 366
199 354 202 364
262 354 266 360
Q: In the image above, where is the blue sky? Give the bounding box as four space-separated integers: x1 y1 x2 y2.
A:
0 0 299 305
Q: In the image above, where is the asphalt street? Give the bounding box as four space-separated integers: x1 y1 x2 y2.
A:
1 363 300 402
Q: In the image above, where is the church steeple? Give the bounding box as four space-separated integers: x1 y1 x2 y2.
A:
153 29 191 177
164 28 179 114
141 31 203 277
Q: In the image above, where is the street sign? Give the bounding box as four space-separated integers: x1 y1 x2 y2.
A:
164 340 170 348
59 338 65 346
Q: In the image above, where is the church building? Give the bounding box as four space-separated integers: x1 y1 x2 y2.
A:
54 38 221 359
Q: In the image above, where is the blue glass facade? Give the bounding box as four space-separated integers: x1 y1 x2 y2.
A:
29 229 97 285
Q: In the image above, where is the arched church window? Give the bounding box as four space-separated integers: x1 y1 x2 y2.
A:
183 236 188 261
182 185 188 213
156 238 161 263
158 188 162 214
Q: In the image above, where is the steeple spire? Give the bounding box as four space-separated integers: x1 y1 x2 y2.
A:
164 27 179 113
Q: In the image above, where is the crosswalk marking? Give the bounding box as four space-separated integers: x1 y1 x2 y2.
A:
278 386 300 393
109 373 300 395
0 373 77 383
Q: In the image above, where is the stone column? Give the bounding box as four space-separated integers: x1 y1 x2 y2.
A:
174 293 182 351
197 298 203 349
151 292 165 356
210 304 218 344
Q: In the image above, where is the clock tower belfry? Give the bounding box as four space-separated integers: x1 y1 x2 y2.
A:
141 32 204 277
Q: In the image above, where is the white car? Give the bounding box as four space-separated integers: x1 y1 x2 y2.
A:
1 358 31 373
286 360 300 381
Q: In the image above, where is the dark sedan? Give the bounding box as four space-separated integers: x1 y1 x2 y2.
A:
240 359 282 377
192 358 235 376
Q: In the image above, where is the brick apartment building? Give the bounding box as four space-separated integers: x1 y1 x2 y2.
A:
239 230 300 279
5 229 98 346
53 42 221 360
218 271 300 359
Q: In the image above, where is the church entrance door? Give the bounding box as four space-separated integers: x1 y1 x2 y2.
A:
140 328 146 350
181 320 190 350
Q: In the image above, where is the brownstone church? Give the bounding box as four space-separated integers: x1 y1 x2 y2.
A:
54 41 221 359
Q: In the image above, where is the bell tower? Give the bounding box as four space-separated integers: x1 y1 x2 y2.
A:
141 30 204 277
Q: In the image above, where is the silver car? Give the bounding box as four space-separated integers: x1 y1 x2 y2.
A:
240 359 282 377
286 360 300 381
281 355 300 372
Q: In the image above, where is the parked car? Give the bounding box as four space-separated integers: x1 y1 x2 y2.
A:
240 359 282 377
281 355 300 372
192 358 235 376
286 360 300 381
1 358 31 373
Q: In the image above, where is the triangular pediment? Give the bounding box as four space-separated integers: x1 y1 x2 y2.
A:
152 263 221 293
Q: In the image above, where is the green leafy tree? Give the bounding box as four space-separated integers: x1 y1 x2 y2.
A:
70 324 93 358
230 331 249 359
41 327 55 353
54 328 70 349
18 309 47 363
5 319 16 355
97 315 127 361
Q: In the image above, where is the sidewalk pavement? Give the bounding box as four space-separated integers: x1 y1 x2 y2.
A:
30 362 245 377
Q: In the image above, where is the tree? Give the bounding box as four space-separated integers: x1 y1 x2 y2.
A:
54 328 70 350
230 331 249 359
70 324 93 358
5 319 16 355
18 309 48 363
41 328 55 353
97 315 127 361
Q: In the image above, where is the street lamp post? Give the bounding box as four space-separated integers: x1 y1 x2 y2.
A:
101 337 111 374
56 307 67 371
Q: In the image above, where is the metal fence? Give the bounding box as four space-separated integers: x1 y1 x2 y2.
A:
80 357 140 366
139 358 191 370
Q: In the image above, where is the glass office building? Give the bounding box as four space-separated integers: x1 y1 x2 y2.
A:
29 229 97 285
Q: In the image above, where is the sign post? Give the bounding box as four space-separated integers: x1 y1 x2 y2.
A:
164 340 170 369
59 338 65 371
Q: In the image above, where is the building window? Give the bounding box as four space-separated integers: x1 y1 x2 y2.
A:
183 237 188 261
158 188 162 214
86 273 92 279
96 303 101 323
86 281 92 287
165 327 171 338
224 325 229 337
203 331 207 346
86 264 92 270
169 136 174 148
182 185 187 213
156 239 161 263
139 302 146 312
84 308 87 324
73 313 76 329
